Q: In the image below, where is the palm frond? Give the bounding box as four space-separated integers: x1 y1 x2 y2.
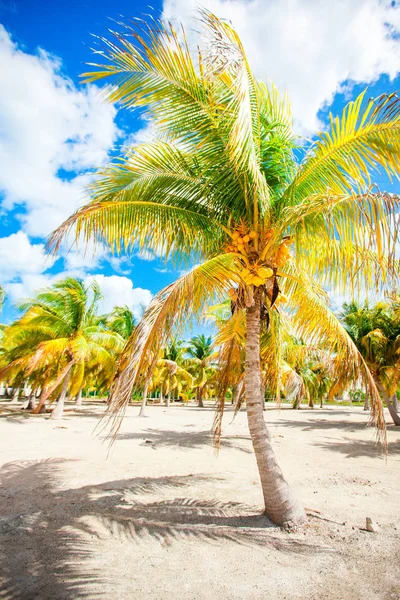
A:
283 263 386 445
104 253 242 437
287 90 400 204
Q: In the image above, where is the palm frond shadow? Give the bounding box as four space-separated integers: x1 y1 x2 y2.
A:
314 437 400 458
0 459 333 599
114 428 253 453
274 413 373 432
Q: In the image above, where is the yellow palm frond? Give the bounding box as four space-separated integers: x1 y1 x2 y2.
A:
287 90 400 203
105 253 242 435
283 263 386 444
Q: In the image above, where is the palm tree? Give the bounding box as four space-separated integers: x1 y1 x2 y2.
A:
0 278 124 419
341 300 400 425
106 305 136 340
49 12 399 526
186 334 215 407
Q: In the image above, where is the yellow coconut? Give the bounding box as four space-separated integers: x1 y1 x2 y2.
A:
249 231 257 239
242 234 250 243
257 267 273 279
252 275 264 286
232 231 240 240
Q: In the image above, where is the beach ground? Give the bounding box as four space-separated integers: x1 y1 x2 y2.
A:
0 401 399 600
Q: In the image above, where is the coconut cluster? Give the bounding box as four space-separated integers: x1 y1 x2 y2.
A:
226 229 257 255
241 265 274 287
272 239 292 268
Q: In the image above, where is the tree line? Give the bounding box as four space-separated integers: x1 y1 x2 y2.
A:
1 278 399 428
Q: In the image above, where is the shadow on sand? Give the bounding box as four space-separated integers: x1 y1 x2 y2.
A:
0 458 333 599
115 428 252 453
314 437 400 458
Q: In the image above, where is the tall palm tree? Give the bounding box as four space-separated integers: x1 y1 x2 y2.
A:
49 13 400 526
186 334 215 407
341 300 400 425
0 278 124 419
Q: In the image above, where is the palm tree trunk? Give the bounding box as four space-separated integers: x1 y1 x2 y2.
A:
159 387 164 405
75 387 83 408
25 391 37 411
363 396 370 411
139 382 149 417
386 394 400 426
34 362 74 414
166 376 171 407
50 369 71 420
10 386 20 404
197 386 204 408
376 380 400 426
245 291 305 527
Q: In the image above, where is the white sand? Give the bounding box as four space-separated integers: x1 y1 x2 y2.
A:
0 401 399 599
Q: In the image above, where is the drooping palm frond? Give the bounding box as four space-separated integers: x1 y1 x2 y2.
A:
105 254 242 436
283 263 386 443
211 308 245 448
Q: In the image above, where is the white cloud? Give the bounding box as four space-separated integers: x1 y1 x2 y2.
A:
0 231 55 279
163 0 400 133
85 274 152 318
4 273 57 303
0 25 119 237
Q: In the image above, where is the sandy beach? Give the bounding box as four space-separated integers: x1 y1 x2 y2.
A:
0 402 399 600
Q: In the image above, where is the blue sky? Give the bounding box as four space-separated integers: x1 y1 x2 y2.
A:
0 0 399 325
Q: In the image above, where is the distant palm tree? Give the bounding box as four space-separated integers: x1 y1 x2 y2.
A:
0 278 124 419
187 335 215 407
342 300 400 425
49 12 400 525
107 305 136 340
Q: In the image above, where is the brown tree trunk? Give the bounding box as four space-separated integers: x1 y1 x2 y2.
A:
376 380 400 426
245 290 305 527
386 394 400 426
197 386 204 408
50 369 71 420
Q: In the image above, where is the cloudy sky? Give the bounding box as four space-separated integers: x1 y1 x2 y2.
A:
0 0 399 322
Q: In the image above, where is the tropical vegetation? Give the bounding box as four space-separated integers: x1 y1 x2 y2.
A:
342 298 400 425
0 278 124 418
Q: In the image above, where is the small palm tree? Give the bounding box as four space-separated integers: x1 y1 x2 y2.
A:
0 278 124 419
186 335 215 407
106 305 136 340
342 300 400 425
49 13 400 525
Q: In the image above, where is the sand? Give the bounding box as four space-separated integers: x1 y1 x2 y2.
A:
0 401 399 600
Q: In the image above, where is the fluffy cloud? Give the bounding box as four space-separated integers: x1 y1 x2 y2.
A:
85 274 152 318
0 25 119 237
0 231 55 279
163 0 400 133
